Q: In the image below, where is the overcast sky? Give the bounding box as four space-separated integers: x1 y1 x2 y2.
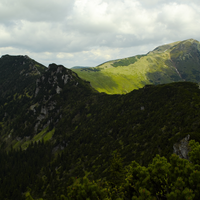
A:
0 0 200 68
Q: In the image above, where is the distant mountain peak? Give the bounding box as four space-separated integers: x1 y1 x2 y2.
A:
183 38 198 43
71 66 91 69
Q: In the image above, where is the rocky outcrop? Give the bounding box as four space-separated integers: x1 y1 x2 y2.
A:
173 134 190 160
62 74 69 84
33 64 77 132
56 86 62 94
34 64 74 97
35 79 41 97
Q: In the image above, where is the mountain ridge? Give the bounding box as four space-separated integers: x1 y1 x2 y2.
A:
72 38 200 94
1 53 200 199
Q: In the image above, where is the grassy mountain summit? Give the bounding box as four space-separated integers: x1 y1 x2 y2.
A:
72 39 200 94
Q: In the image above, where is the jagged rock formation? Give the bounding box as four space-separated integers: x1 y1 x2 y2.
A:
0 58 96 148
173 134 190 160
32 64 78 132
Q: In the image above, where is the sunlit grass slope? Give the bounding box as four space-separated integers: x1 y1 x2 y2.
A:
11 127 55 150
73 39 200 94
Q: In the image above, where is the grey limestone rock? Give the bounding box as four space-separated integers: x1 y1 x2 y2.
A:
56 86 62 94
41 106 48 115
62 74 69 84
173 134 190 160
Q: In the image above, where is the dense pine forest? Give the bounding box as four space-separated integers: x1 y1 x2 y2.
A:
1 139 200 199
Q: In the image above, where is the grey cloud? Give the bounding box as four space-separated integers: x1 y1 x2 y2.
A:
0 0 74 23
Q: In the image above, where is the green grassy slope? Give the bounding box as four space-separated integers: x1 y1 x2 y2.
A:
73 39 200 94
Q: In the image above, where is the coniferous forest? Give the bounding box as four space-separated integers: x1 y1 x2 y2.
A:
1 139 200 199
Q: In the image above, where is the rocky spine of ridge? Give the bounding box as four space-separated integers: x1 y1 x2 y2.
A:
0 57 94 148
32 64 80 133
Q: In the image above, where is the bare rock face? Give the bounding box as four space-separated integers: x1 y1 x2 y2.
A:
173 134 190 159
62 74 69 84
41 106 48 115
33 64 73 132
35 79 41 97
56 86 62 94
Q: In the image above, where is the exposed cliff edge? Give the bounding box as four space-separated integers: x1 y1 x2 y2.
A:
173 134 190 160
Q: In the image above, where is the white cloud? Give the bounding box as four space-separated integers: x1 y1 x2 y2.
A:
0 0 200 67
